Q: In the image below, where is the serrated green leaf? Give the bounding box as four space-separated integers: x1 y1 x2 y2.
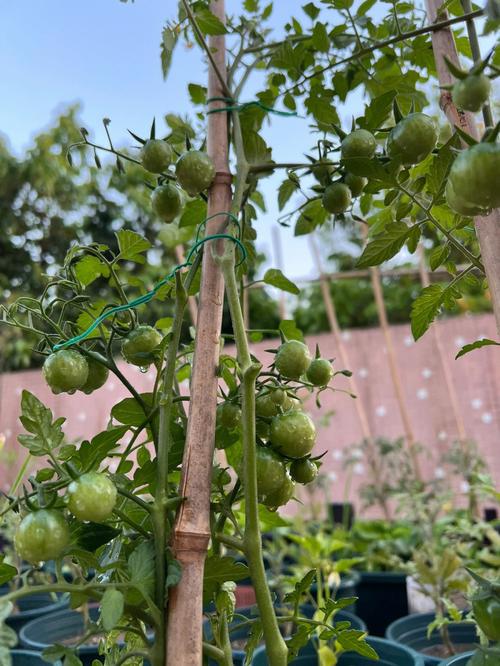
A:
71 522 121 552
279 320 304 342
111 394 153 426
18 391 65 456
161 26 179 80
100 588 124 631
263 268 300 295
429 244 451 271
0 560 17 586
278 178 299 210
203 556 248 605
73 256 110 287
128 541 155 603
195 8 227 35
179 199 207 228
115 229 151 264
410 284 444 340
188 83 207 105
456 338 500 359
356 222 409 268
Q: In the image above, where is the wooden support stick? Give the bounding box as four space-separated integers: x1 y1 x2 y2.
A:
424 0 500 334
309 236 391 519
175 245 199 326
166 2 231 664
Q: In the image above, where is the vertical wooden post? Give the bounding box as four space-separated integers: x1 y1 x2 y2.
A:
309 236 392 519
368 265 423 481
424 0 500 334
175 244 199 326
166 2 231 663
417 246 467 441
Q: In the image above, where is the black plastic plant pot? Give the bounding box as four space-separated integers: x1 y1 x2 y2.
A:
203 605 366 666
386 613 479 666
10 650 61 666
20 607 103 666
328 502 355 530
251 635 425 665
0 585 69 634
441 653 475 666
355 571 409 636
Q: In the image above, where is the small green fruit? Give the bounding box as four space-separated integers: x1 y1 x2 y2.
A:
152 184 183 222
322 182 352 214
140 140 174 173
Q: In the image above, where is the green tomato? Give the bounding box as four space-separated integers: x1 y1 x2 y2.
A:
447 142 500 213
256 447 287 498
217 402 241 429
14 510 70 564
445 180 485 217
158 223 193 249
79 357 109 394
263 473 295 509
322 183 352 214
312 160 336 186
151 184 183 222
344 173 367 197
121 325 163 367
67 472 117 523
256 420 271 441
270 410 316 459
386 113 437 165
176 151 215 196
274 340 312 380
306 358 334 387
43 350 89 395
472 594 500 642
290 458 319 484
256 393 279 418
341 130 377 159
140 139 174 174
452 74 491 113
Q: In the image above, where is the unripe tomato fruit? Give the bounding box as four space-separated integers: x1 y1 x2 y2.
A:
270 410 316 459
256 420 271 440
312 160 335 185
341 130 377 159
176 151 216 196
445 180 484 217
15 510 70 564
344 173 367 197
80 357 109 394
290 458 319 484
217 402 241 429
386 113 437 165
151 184 183 223
256 393 280 418
263 473 295 509
322 183 352 214
43 350 89 395
121 325 162 367
256 447 287 498
306 358 334 387
140 140 174 174
67 472 117 523
472 594 500 642
275 340 311 380
452 74 491 113
447 142 500 213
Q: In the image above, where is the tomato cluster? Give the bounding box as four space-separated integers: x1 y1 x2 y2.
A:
217 339 333 510
446 142 500 216
14 471 117 564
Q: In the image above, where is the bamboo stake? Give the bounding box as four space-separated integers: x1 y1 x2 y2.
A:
425 0 500 334
368 263 423 482
166 2 231 663
271 225 287 319
309 236 392 520
175 244 199 325
417 246 467 441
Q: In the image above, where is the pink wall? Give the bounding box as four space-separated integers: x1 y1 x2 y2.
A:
1 313 498 513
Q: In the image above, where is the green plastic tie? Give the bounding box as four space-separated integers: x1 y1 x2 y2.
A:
206 96 298 117
53 213 245 351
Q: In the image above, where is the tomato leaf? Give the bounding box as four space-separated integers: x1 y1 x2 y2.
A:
73 255 110 287
115 229 151 264
278 178 299 211
203 556 249 605
194 8 227 35
0 559 17 586
456 338 500 359
18 391 65 456
263 268 300 295
279 320 304 342
111 394 153 426
179 199 207 228
410 284 444 340
71 522 121 552
100 588 124 631
356 222 410 268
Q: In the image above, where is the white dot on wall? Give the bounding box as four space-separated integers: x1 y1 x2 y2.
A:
454 337 466 348
5 429 12 438
341 331 351 341
351 448 363 460
358 368 369 378
438 430 447 441
471 398 483 410
435 467 446 479
481 412 493 424
328 472 338 482
416 388 429 400
147 371 155 380
108 460 119 473
107 382 116 391
404 336 413 347
460 481 470 493
331 449 343 461
77 412 86 422
421 368 433 379
15 387 22 396
375 405 387 417
353 462 365 475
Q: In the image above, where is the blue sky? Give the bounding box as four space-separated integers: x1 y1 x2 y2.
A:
1 0 360 282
